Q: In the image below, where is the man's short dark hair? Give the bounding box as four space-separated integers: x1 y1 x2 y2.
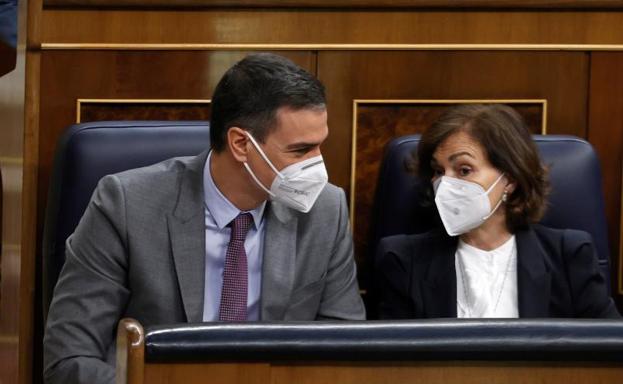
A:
209 53 326 152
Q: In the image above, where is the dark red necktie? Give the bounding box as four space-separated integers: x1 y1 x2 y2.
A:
219 213 252 321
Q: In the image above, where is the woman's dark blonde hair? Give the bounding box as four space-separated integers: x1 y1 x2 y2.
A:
416 104 549 232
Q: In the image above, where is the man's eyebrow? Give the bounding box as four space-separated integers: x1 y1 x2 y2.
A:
285 142 321 150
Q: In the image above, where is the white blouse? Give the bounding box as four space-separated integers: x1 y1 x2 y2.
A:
455 235 519 318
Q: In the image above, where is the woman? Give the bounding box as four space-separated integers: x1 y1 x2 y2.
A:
376 104 620 319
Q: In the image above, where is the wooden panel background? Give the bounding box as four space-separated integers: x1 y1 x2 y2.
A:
588 52 623 295
39 0 623 8
141 361 623 384
40 10 623 45
318 51 588 194
78 101 211 123
12 2 623 383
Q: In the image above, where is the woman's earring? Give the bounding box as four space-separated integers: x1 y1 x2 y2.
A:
502 191 508 202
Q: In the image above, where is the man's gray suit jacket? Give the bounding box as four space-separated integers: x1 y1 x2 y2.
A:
43 151 365 384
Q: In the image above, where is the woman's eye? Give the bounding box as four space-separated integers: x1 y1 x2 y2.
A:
459 167 472 176
433 169 444 177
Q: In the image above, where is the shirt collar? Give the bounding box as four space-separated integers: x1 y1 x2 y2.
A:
203 151 266 230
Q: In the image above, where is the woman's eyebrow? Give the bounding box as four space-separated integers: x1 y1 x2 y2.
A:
448 151 475 162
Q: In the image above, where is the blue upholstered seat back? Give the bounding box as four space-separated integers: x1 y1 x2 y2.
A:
371 135 611 285
42 121 210 315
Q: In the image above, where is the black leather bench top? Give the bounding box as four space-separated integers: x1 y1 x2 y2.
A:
144 319 623 362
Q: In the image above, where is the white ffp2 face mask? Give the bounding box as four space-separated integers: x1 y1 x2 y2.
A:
433 173 506 236
243 132 328 213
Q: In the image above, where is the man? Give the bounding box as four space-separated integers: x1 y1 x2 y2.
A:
44 53 365 384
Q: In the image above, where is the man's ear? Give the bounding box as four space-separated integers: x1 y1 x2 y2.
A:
227 127 249 163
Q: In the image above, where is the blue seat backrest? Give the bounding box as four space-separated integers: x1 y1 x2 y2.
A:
371 134 611 286
42 121 210 316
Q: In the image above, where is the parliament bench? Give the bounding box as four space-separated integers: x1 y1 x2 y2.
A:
116 318 623 384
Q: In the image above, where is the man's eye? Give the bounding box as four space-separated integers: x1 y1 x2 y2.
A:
291 147 313 156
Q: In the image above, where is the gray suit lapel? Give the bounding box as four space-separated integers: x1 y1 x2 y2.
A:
168 151 208 323
260 202 298 320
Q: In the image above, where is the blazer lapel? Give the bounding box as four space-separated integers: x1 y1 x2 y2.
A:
168 151 208 323
516 227 551 317
421 235 458 318
260 202 297 320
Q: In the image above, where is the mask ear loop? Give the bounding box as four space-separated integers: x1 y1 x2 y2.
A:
243 162 276 197
245 132 284 179
484 172 506 194
482 173 507 221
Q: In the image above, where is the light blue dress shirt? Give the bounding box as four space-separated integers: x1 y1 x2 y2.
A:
202 152 266 321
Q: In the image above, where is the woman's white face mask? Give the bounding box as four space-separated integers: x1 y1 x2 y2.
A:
243 132 328 213
433 173 506 236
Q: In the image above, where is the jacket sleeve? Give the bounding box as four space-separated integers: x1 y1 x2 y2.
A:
315 188 366 320
563 229 621 318
375 236 416 319
44 175 131 384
